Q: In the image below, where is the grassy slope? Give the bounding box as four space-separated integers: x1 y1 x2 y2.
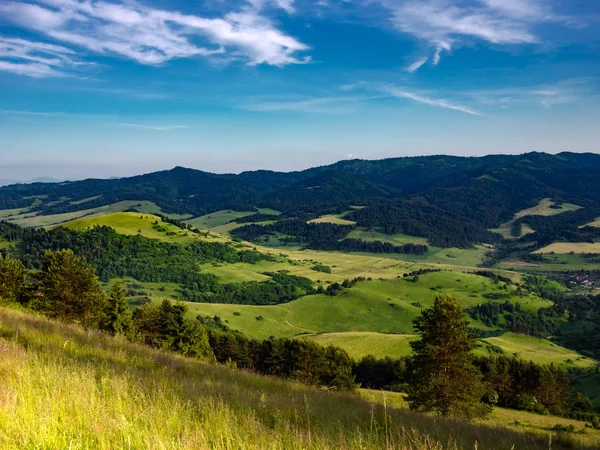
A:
310 332 415 359
4 308 589 450
0 200 176 228
171 272 564 351
585 217 600 228
309 213 357 225
360 390 600 448
534 243 600 254
63 212 230 243
347 228 429 246
497 253 600 272
185 210 256 229
481 332 596 368
491 198 582 239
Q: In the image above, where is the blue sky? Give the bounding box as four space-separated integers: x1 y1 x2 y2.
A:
0 0 598 180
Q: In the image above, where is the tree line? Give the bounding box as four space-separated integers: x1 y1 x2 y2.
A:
231 219 428 255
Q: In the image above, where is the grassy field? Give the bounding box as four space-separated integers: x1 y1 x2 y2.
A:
0 207 29 219
480 332 596 368
185 210 256 229
584 217 600 228
0 200 176 228
301 331 597 369
497 253 600 272
534 243 600 254
515 198 582 218
172 271 550 340
309 332 415 359
346 228 429 246
491 198 581 239
309 213 356 225
1 307 590 450
63 212 230 243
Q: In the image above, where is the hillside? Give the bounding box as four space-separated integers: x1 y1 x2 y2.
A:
1 307 598 449
2 152 599 272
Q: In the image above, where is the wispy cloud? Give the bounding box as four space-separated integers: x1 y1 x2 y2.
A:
406 57 428 73
248 0 296 14
0 0 309 71
379 0 575 65
464 78 598 108
0 36 81 78
381 85 483 116
240 95 376 113
114 123 190 131
344 83 483 116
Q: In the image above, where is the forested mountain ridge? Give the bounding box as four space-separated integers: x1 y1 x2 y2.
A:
1 152 600 243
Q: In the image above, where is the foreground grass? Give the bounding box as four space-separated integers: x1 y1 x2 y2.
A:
0 307 592 450
360 390 600 448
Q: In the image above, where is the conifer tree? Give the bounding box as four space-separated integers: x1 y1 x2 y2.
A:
0 254 26 304
101 282 133 336
408 293 490 419
29 249 106 328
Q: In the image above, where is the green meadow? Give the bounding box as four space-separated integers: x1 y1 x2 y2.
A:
0 200 181 228
185 210 256 229
498 253 600 272
480 332 596 368
63 212 230 243
153 271 586 367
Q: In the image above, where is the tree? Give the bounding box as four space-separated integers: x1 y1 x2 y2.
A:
408 293 490 419
0 254 26 304
133 299 214 361
101 282 133 336
29 249 106 328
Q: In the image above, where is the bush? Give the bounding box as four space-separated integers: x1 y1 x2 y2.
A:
311 264 332 274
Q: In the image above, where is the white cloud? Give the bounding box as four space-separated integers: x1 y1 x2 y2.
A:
345 83 483 116
378 0 574 65
432 41 451 65
248 0 296 14
406 56 427 73
381 85 483 116
0 0 309 68
114 123 190 131
0 60 66 77
0 36 80 77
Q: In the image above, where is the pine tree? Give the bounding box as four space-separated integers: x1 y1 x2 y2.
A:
408 293 490 419
29 250 106 328
0 254 26 304
101 282 133 336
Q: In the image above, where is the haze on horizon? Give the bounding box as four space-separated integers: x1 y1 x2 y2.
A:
0 0 599 180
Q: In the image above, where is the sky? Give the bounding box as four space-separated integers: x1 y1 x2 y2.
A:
0 0 599 180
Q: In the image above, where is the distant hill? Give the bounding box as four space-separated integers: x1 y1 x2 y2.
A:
1 152 599 248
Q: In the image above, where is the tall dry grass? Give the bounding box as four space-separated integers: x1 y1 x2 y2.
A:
0 307 592 449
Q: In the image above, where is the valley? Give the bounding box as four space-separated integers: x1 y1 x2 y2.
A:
1 152 600 446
